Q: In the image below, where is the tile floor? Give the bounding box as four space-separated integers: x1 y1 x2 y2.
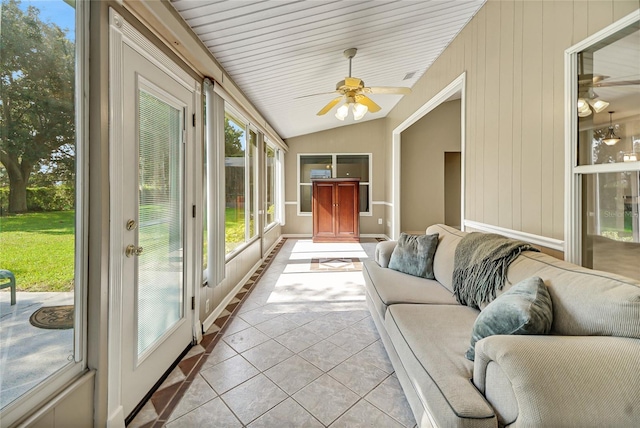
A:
130 238 416 428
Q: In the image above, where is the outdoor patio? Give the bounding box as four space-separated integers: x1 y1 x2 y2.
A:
0 291 74 410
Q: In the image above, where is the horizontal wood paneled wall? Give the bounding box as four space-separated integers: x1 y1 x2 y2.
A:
386 0 640 241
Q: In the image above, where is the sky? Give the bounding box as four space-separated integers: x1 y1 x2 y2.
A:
17 0 75 41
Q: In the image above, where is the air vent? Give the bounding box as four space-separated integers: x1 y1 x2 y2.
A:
403 71 417 80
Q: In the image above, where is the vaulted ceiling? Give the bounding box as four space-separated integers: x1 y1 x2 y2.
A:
170 0 486 139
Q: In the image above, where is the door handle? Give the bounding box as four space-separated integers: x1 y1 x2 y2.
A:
125 244 144 257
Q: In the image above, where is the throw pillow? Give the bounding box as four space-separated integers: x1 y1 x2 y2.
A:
388 232 439 279
466 276 553 361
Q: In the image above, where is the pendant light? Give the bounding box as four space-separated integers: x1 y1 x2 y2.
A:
602 111 620 146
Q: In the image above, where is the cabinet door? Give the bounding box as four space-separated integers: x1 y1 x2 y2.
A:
313 182 336 238
335 182 359 239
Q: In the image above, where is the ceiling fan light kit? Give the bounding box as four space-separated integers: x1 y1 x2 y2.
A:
311 48 411 121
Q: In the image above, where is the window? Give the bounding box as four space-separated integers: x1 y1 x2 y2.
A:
568 18 640 281
248 129 258 238
265 142 277 227
224 110 247 254
298 154 371 215
0 0 86 423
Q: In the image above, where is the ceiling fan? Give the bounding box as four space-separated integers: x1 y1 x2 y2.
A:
305 48 412 121
576 53 640 117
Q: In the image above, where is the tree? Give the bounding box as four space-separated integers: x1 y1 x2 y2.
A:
224 117 244 157
0 0 75 213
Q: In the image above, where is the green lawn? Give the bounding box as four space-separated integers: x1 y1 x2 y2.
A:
0 211 75 292
0 208 251 292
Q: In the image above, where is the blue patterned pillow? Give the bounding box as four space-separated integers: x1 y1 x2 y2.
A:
388 233 439 279
466 276 553 361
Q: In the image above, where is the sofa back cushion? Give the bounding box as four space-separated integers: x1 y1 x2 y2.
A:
426 224 467 293
504 251 640 338
426 224 640 338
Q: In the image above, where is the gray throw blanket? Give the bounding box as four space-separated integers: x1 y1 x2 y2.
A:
452 232 539 309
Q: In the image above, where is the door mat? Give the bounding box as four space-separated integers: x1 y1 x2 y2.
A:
29 305 74 330
310 257 362 272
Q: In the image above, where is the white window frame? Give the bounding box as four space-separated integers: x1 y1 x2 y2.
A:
1 1 89 425
264 140 280 230
564 9 640 264
222 105 263 260
297 153 373 216
247 126 259 240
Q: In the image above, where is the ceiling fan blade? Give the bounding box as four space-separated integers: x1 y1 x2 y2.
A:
355 94 381 113
344 77 362 88
295 91 340 99
593 79 640 87
364 86 412 95
317 96 343 116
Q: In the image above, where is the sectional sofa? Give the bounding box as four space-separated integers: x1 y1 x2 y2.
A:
363 224 640 427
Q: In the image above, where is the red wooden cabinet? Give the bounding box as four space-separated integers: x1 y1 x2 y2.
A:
312 178 360 242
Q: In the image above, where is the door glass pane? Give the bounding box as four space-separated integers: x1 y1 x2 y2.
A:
577 24 640 166
137 90 183 356
0 0 77 411
582 172 640 280
337 155 369 181
224 113 246 254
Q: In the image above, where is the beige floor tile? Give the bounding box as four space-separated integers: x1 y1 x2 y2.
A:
222 316 251 336
221 374 287 425
330 399 405 428
350 340 394 374
274 325 323 353
365 374 417 428
241 339 293 372
200 354 259 394
328 325 379 355
247 397 323 428
201 341 237 370
328 358 389 396
254 315 296 338
298 339 352 372
223 326 270 353
264 355 323 395
165 397 241 428
167 375 217 422
161 239 413 428
292 374 359 426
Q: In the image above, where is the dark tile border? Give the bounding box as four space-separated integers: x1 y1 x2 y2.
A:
127 238 287 427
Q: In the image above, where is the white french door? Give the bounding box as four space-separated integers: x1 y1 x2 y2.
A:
109 10 198 421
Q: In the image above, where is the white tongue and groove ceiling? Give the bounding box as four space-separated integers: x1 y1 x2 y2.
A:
170 0 486 139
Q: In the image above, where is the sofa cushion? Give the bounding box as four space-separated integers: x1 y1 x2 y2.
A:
384 304 496 426
503 251 640 337
388 232 439 279
363 260 458 321
466 276 553 361
426 224 467 293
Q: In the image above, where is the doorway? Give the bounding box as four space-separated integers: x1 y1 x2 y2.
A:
392 73 466 239
108 10 199 423
445 152 462 229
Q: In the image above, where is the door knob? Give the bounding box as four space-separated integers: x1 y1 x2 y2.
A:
125 244 144 257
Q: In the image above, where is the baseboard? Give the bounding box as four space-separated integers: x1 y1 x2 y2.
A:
281 234 312 239
360 234 388 239
463 220 564 252
202 237 283 333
